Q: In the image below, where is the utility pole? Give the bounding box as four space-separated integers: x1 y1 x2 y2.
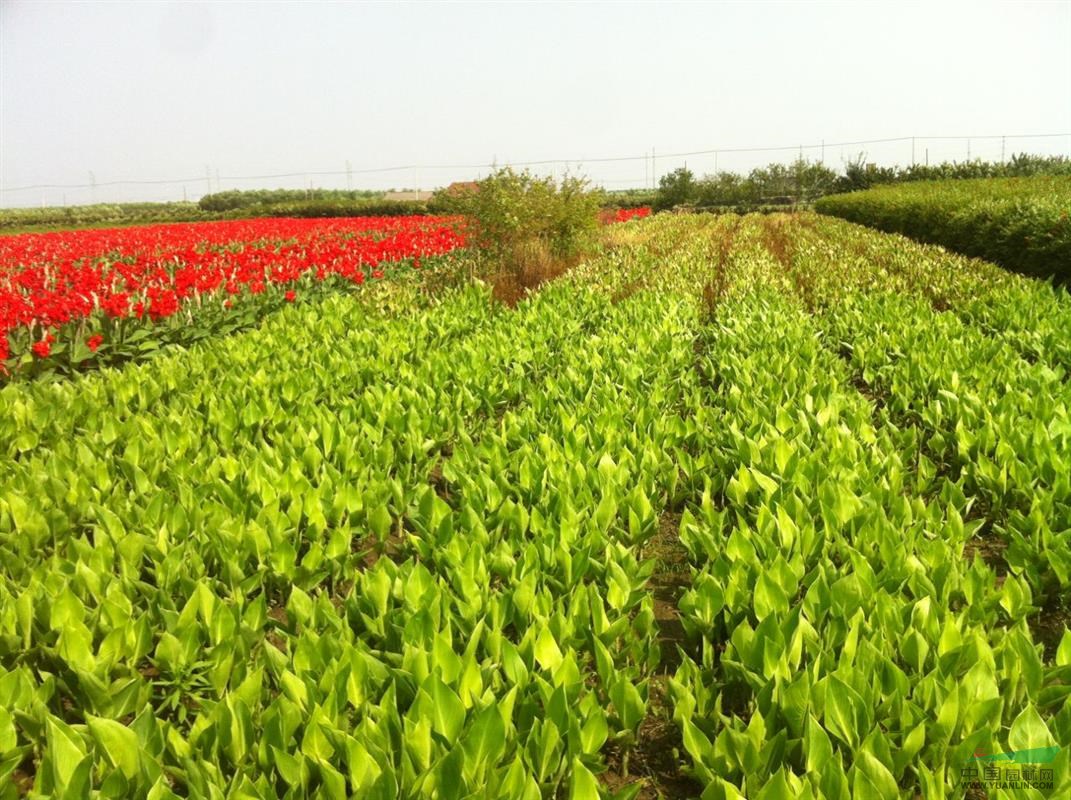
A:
925 148 929 167
651 147 656 189
911 137 916 166
714 150 719 174
205 165 211 196
1001 136 1006 164
346 160 353 191
820 140 825 165
966 138 971 160
183 185 188 203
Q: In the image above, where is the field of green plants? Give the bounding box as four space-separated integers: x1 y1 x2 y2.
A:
1 212 1070 799
815 175 1071 281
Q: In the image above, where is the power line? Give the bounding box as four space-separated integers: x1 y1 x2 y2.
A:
1 132 1068 195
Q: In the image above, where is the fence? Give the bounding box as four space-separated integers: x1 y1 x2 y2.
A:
2 133 1069 208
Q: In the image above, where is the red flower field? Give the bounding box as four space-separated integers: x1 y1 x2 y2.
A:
0 216 466 372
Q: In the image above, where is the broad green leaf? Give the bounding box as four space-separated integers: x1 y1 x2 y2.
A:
534 626 564 672
569 757 601 800
1008 705 1056 754
87 715 140 779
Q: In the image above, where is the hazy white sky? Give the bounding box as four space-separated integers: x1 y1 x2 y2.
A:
1 0 1069 206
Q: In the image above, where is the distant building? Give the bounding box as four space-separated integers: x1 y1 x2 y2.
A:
443 181 479 196
383 190 435 202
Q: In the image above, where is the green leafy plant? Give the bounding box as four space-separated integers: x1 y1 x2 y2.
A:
815 175 1071 281
434 167 603 303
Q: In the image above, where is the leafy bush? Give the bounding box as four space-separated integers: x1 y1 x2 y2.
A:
815 176 1071 281
654 167 699 211
436 168 602 257
655 159 839 211
434 168 603 302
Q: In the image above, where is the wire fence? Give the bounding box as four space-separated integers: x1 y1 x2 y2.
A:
2 132 1069 207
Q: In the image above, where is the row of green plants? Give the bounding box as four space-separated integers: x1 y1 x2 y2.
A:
814 176 1071 281
580 212 1069 798
575 213 1071 797
0 202 211 232
783 215 1071 608
2 209 1070 797
676 216 1071 796
0 217 711 798
196 189 385 213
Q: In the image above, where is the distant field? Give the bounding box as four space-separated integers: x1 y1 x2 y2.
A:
816 175 1071 281
2 213 1069 798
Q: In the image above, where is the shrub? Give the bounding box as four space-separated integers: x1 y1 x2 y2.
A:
815 176 1071 282
434 168 603 301
654 168 699 211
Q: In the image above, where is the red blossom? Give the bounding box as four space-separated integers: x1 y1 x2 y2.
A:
284 290 296 302
32 339 52 358
87 334 104 352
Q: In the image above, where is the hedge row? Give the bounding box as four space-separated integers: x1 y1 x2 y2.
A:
0 203 211 231
815 176 1071 281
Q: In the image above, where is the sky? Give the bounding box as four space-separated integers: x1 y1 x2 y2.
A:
1 0 1069 207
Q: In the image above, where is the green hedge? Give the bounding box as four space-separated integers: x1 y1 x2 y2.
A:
601 189 658 209
197 188 384 212
0 202 211 231
815 176 1071 281
231 198 440 219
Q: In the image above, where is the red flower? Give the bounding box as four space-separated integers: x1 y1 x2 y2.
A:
32 339 52 358
87 334 104 352
285 290 296 302
372 269 384 279
147 289 179 320
103 292 130 318
224 299 233 309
